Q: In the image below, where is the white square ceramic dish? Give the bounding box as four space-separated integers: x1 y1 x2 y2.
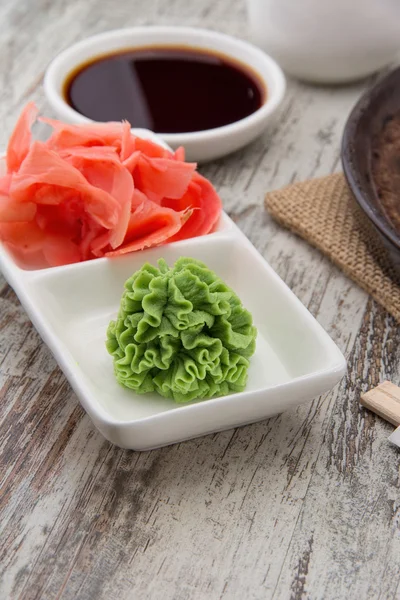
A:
0 129 345 450
0 209 346 450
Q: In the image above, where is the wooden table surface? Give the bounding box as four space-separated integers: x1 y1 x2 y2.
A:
1 1 400 599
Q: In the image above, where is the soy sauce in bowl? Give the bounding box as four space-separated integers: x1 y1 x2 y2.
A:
63 46 266 134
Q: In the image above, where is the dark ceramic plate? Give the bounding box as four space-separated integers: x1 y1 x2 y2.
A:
342 67 400 277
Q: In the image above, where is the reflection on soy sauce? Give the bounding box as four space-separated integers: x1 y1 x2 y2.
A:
64 46 266 133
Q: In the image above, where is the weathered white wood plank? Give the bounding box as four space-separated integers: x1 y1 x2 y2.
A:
0 1 400 599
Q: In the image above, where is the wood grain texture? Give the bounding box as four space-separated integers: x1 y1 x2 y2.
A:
1 1 400 599
361 381 400 427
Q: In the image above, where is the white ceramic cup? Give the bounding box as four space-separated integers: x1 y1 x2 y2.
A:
247 0 400 83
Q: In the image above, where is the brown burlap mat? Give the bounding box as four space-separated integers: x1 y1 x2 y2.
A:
265 172 400 323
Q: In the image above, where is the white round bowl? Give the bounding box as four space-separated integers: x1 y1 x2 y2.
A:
44 26 286 162
247 0 400 83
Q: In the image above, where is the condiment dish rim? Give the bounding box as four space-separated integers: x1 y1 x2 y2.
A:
341 67 400 251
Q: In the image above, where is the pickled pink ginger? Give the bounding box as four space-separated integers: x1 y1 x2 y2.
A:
0 103 222 266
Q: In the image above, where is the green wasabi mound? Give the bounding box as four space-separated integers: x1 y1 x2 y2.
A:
106 257 257 403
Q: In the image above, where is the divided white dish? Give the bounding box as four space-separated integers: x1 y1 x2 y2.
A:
0 131 346 450
0 219 346 450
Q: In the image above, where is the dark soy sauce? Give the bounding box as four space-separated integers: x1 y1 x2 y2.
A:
64 47 266 133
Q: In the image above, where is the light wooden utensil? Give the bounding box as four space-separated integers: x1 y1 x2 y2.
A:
360 381 400 446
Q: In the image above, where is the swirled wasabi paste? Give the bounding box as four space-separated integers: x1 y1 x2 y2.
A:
106 257 257 403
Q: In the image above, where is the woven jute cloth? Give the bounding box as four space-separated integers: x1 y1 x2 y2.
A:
265 173 400 323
